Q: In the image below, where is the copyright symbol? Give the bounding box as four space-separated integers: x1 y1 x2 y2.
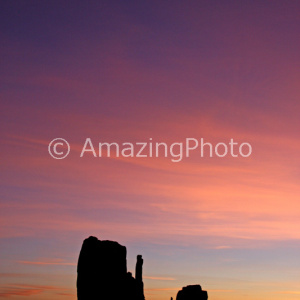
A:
48 138 70 159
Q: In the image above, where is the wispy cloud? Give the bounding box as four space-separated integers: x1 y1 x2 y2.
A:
145 287 180 291
17 259 76 266
144 276 176 281
278 291 300 294
0 284 71 298
213 246 232 249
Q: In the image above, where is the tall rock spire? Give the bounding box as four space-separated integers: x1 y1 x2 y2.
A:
135 255 145 300
135 255 143 282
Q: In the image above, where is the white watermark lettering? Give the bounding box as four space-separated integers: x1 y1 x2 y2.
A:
49 138 253 161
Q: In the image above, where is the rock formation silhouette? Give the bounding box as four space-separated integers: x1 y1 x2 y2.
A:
77 236 145 300
77 236 208 300
176 285 208 300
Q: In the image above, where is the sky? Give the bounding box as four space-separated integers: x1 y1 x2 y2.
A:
1 1 300 299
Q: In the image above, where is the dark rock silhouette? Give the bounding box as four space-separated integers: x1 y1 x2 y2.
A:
77 236 145 300
176 285 208 300
135 254 144 299
77 236 208 300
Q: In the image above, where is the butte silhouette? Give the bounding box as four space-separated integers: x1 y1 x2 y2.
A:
77 236 208 300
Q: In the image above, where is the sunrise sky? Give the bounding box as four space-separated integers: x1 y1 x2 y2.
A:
1 1 300 299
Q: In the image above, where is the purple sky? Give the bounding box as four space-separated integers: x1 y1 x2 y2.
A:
1 1 300 299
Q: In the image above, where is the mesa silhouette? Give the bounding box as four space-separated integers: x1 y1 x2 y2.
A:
77 236 208 300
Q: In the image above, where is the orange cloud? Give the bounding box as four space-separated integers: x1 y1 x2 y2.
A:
0 284 61 298
17 259 76 266
144 276 176 281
